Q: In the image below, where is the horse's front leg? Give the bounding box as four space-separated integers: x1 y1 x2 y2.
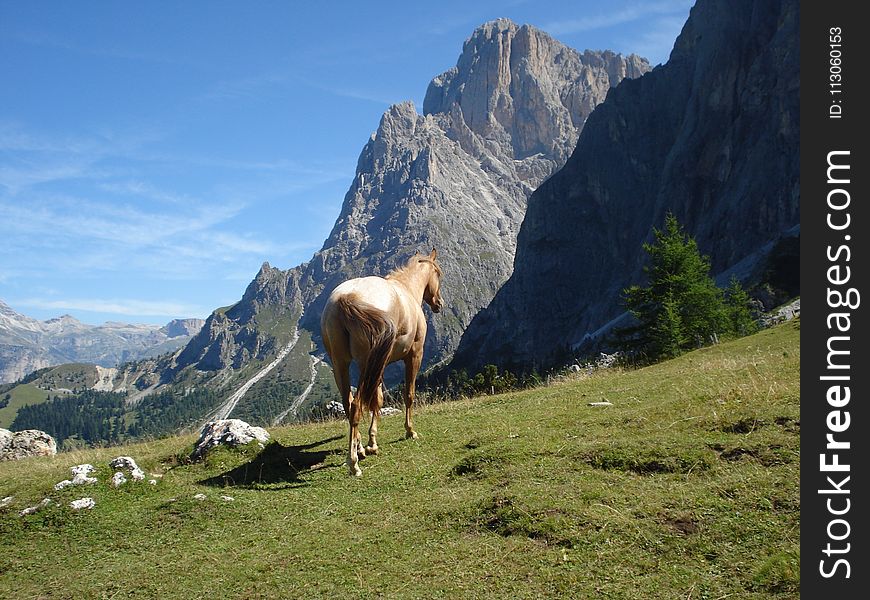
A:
365 383 383 455
403 353 422 439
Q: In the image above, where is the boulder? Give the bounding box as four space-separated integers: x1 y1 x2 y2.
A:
111 472 127 487
190 419 270 461
0 428 57 461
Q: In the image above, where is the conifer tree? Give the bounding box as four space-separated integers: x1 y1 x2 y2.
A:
623 213 729 360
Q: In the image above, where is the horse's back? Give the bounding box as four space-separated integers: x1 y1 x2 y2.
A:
327 277 397 314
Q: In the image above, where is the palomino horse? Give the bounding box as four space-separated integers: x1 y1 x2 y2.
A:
321 249 444 476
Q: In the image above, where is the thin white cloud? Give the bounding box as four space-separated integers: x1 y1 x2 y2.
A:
544 0 693 35
14 297 212 319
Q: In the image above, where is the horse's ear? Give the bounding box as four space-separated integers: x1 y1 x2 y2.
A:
429 248 437 260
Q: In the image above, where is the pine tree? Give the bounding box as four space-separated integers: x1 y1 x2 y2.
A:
623 213 729 361
724 276 759 336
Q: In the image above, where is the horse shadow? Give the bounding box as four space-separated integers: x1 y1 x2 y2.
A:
199 434 343 489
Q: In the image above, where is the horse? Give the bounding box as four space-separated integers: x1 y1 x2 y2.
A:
320 248 444 476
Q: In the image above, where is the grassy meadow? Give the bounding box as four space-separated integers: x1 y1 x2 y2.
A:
0 322 800 599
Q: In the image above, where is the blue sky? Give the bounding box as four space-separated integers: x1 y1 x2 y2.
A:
0 0 693 325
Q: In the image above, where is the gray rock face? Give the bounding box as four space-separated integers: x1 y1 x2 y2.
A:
453 0 799 371
0 428 57 461
178 20 648 386
190 419 270 460
0 299 204 383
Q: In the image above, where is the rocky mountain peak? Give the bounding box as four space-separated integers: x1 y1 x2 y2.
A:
424 18 649 164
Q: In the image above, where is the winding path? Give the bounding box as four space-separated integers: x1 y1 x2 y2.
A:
272 355 322 426
203 327 300 425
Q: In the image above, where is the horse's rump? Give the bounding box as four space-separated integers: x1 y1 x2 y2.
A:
335 294 396 414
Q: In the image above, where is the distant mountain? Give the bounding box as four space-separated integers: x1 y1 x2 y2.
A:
452 0 799 372
0 300 204 383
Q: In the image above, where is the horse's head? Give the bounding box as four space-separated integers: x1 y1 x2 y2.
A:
421 248 444 313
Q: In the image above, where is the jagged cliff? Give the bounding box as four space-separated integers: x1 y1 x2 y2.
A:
177 19 649 384
452 0 799 371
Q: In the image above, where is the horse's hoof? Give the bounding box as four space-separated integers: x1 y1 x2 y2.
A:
365 445 379 456
357 446 367 459
349 465 362 477
406 430 418 440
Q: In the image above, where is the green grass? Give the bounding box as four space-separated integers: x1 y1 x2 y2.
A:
0 383 53 429
0 322 800 599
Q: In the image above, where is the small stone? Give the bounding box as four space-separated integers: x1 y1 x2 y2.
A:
70 464 96 478
588 401 613 407
111 472 127 487
70 497 95 510
0 496 13 508
380 406 401 416
148 479 158 486
19 498 52 517
193 493 207 501
221 495 235 502
54 471 98 491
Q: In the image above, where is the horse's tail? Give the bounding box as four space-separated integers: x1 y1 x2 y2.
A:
335 295 396 415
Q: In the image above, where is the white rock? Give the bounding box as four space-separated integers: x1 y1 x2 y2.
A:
380 406 401 416
221 495 235 502
70 497 95 510
190 419 270 461
108 456 147 482
70 464 96 477
588 401 614 407
193 493 207 501
54 471 98 491
148 479 158 486
0 496 13 508
19 497 52 517
111 472 127 487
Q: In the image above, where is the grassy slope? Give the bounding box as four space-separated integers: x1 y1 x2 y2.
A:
0 323 800 599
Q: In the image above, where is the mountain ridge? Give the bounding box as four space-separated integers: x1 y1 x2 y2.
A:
0 299 205 384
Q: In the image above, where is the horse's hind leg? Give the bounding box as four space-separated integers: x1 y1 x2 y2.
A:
365 383 383 455
347 396 363 477
331 357 363 476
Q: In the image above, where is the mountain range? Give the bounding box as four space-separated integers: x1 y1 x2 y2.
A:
0 300 203 384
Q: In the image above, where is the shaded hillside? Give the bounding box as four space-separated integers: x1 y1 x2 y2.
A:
453 0 799 371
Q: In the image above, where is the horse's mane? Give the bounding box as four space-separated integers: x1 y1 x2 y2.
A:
386 255 442 284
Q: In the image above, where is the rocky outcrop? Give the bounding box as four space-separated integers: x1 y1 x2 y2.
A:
452 0 799 371
190 419 271 461
0 428 57 461
0 299 204 383
176 263 303 372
